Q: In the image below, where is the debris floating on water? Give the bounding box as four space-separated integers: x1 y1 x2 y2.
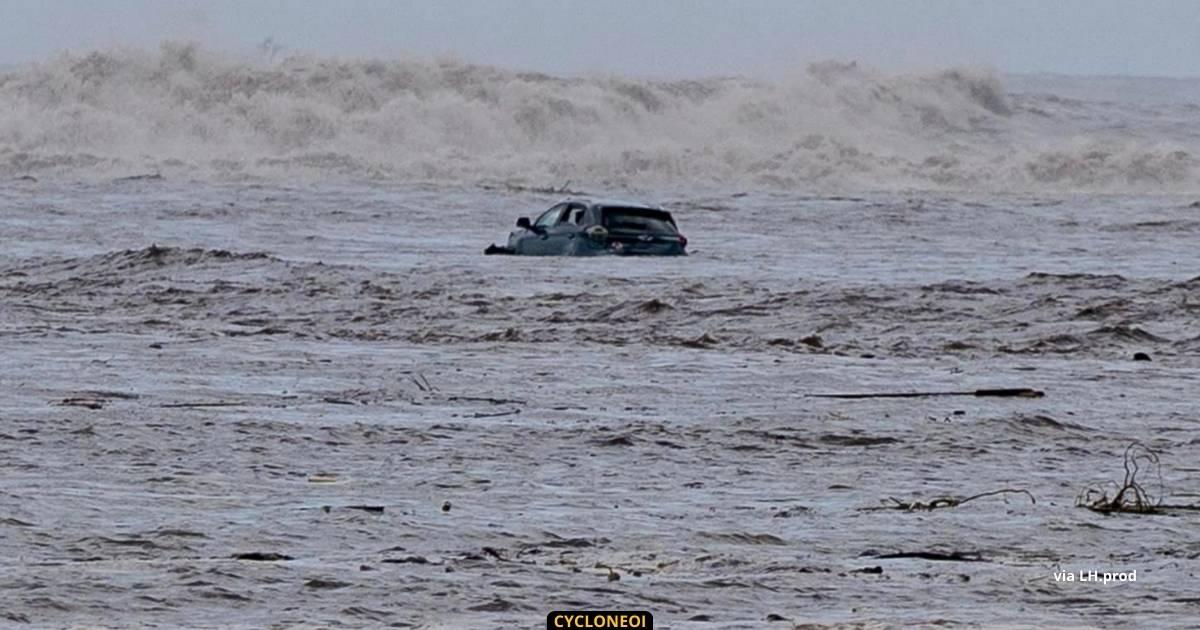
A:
811 388 1044 399
1075 443 1200 514
861 488 1036 512
232 552 293 561
307 473 340 484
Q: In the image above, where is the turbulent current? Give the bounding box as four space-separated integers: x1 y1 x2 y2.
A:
2 46 1200 629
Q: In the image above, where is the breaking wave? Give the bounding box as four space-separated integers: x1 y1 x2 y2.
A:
1 42 1198 192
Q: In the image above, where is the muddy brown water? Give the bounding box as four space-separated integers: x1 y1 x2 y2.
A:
2 181 1199 628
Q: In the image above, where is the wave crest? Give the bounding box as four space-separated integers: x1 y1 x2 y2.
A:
1 43 1196 191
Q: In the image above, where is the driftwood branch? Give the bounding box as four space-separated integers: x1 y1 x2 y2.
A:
469 409 521 419
1078 442 1167 514
811 388 1044 399
873 551 985 562
448 395 527 406
862 488 1036 512
410 373 436 393
158 401 253 408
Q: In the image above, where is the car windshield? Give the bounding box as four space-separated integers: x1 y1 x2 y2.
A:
601 208 677 234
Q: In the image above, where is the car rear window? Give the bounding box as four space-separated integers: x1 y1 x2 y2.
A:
601 207 677 234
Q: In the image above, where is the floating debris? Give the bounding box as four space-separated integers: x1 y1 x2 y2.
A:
58 398 105 410
304 578 351 589
1073 443 1200 515
232 552 293 561
873 550 985 562
344 505 385 514
812 388 1044 399
862 488 1036 512
308 473 340 484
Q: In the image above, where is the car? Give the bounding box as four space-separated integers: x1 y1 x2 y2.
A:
484 198 688 256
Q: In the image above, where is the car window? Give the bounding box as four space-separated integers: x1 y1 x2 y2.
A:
534 204 567 228
601 207 678 234
562 205 585 225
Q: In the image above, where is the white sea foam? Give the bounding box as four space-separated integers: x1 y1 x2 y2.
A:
1 43 1197 192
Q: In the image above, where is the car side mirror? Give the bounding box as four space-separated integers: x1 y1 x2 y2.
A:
516 217 532 229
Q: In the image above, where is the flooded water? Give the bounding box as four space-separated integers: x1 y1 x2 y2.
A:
3 178 1200 628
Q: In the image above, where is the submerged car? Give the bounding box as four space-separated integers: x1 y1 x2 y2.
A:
485 199 687 256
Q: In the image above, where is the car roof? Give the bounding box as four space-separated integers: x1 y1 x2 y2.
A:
561 197 666 211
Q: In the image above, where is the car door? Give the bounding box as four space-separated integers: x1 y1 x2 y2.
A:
515 203 568 255
540 203 587 254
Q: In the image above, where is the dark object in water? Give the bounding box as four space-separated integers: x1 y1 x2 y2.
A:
862 488 1036 512
484 244 515 255
345 505 385 513
159 401 250 408
448 395 527 405
1077 444 1158 513
486 198 687 256
874 551 985 562
1072 442 1200 515
810 388 1044 399
115 173 164 182
381 555 429 564
232 552 293 561
1133 352 1152 361
304 578 351 589
58 397 105 409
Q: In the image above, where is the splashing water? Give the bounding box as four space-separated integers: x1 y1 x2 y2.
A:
1 42 1198 192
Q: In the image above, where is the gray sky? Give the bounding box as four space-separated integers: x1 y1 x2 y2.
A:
2 0 1199 78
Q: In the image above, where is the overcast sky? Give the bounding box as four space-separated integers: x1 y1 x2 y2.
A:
2 0 1198 78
